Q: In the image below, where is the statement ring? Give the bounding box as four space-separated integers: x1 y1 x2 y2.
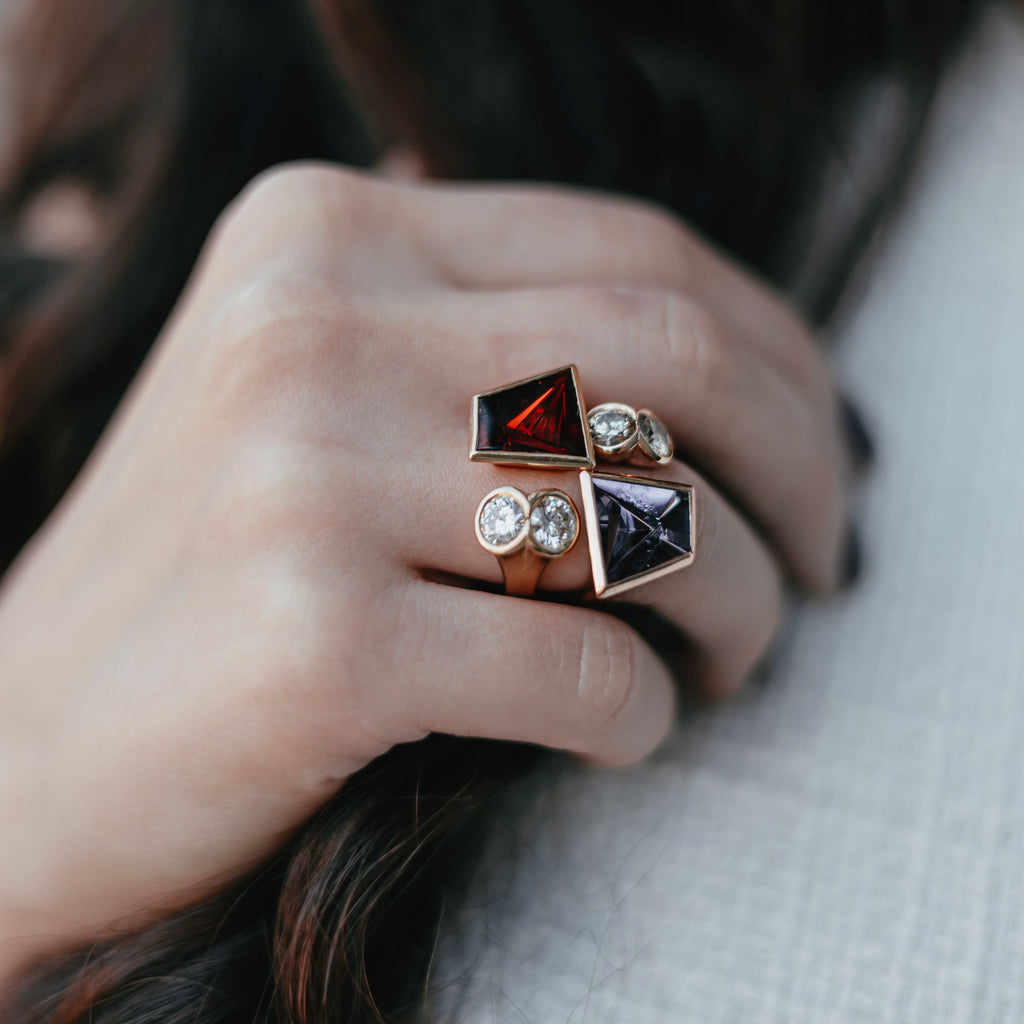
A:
587 403 674 467
579 470 695 598
476 486 580 596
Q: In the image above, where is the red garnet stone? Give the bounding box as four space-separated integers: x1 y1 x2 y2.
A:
472 366 592 465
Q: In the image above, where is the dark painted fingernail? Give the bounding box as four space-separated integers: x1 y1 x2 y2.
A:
842 527 862 587
841 395 874 468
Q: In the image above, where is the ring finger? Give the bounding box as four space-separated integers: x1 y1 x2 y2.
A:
400 443 782 698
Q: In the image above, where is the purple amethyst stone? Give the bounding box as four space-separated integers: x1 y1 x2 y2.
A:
592 475 692 588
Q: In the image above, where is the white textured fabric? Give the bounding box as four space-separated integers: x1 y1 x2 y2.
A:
436 8 1024 1022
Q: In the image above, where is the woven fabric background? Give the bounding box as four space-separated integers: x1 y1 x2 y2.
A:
435 7 1024 1021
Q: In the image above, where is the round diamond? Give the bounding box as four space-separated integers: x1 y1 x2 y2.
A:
589 406 636 449
638 410 672 459
529 494 578 554
478 493 526 547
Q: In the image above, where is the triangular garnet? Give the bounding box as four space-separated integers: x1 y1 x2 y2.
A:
584 473 694 596
472 366 593 467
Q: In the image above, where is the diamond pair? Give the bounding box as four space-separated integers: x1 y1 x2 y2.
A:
475 487 580 597
476 488 579 557
587 403 673 466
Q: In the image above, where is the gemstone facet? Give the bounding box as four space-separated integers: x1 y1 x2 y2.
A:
581 472 693 596
529 493 579 554
471 366 594 467
637 410 672 461
478 493 527 548
588 405 636 450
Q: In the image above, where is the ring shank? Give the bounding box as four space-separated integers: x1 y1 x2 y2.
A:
498 547 550 597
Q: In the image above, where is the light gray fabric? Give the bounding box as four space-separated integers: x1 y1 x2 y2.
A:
435 8 1024 1021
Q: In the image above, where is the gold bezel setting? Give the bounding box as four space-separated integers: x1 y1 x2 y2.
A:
527 488 581 556
587 402 640 462
635 409 674 465
586 402 674 468
475 487 532 556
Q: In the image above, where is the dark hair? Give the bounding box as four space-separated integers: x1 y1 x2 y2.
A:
0 1 979 1020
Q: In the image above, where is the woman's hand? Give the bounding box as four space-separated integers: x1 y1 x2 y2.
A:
0 165 856 978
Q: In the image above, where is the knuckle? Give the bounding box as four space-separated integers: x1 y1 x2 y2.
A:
215 272 310 344
198 286 304 411
207 441 335 554
198 272 368 418
573 620 641 736
583 194 702 289
211 161 378 256
234 161 369 226
645 292 737 406
565 283 644 323
626 205 702 286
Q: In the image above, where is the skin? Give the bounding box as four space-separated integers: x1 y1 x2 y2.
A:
0 164 854 986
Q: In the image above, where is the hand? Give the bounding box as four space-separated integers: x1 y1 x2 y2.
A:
0 165 855 978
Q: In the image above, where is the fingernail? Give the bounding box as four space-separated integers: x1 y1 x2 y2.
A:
842 527 862 587
841 395 875 468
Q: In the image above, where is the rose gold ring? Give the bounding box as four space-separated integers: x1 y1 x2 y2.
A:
586 403 674 467
475 486 580 597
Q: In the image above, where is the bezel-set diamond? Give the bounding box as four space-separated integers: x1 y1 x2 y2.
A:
528 491 579 555
476 489 530 553
587 402 638 458
588 404 637 451
636 409 673 463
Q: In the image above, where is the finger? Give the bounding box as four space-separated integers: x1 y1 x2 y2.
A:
223 167 832 423
399 454 783 699
378 176 833 414
228 166 837 438
429 285 847 591
377 579 676 767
